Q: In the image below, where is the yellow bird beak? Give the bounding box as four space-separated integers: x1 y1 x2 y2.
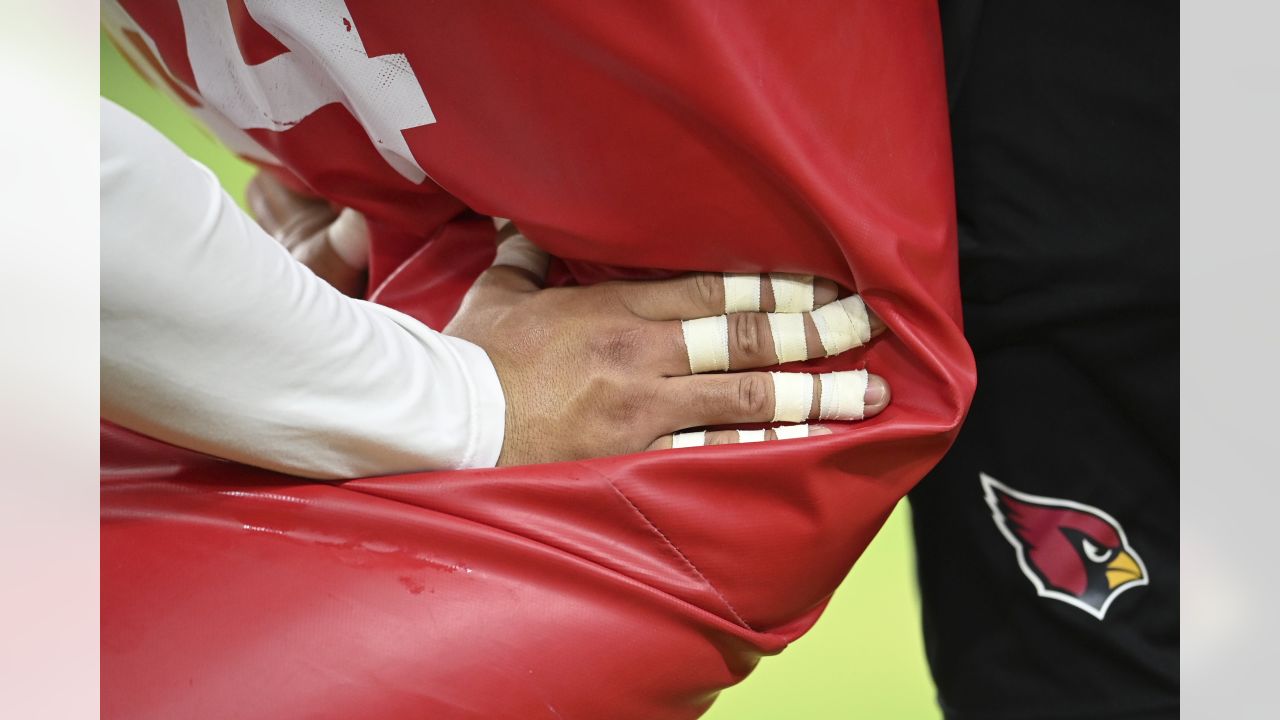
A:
1106 550 1143 589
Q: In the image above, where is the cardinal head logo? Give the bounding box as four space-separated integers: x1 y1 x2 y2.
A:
981 473 1148 619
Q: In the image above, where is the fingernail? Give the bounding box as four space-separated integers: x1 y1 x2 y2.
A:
864 375 888 405
809 424 833 436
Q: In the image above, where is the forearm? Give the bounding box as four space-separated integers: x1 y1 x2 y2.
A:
100 99 505 478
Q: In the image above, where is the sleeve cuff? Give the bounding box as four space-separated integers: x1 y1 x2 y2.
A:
446 337 507 469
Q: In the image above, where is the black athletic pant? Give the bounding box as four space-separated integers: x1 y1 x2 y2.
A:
910 3 1178 718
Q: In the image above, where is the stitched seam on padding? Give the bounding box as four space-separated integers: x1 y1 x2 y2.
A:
602 477 755 633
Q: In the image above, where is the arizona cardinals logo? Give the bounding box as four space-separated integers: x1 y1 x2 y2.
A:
981 473 1148 619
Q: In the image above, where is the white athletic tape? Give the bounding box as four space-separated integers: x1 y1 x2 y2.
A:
769 273 815 313
723 272 762 313
682 315 731 373
818 369 868 421
773 424 811 440
492 233 550 278
738 429 767 443
810 296 871 357
771 372 814 423
492 216 513 231
328 208 370 269
672 430 706 448
767 312 808 364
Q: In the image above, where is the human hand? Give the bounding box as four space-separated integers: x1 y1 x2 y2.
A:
445 225 891 466
245 172 368 297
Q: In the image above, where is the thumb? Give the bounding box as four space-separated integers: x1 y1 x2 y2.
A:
326 208 370 269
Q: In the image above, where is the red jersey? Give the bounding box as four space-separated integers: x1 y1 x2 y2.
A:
102 2 974 718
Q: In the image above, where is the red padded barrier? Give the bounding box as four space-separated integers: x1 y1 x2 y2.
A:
102 2 974 718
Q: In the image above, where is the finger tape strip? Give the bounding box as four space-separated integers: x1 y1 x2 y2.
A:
767 312 808 364
771 372 814 423
672 430 706 448
492 234 550 278
682 315 731 373
773 424 811 440
818 369 867 421
810 295 871 357
723 273 762 313
770 273 815 313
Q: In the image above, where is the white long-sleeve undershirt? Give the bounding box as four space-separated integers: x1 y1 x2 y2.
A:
100 98 505 479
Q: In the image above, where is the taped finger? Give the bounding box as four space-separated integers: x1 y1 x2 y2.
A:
327 208 370 269
724 272 817 314
810 295 872 357
679 293 875 374
772 424 814 440
764 294 874 365
770 369 873 422
681 315 731 373
771 372 814 422
619 272 838 322
769 272 815 313
817 369 870 421
492 231 550 280
766 312 809 365
723 272 762 313
669 369 887 430
660 424 828 450
671 430 706 448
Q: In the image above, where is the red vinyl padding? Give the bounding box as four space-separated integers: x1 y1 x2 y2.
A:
102 2 974 718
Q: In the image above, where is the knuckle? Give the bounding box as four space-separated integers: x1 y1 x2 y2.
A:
735 374 771 416
586 324 645 369
731 312 769 358
615 383 653 423
584 373 625 404
590 375 655 425
691 273 725 312
593 281 631 312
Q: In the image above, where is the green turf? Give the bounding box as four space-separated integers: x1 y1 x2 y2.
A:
100 34 253 206
101 34 942 719
701 507 941 719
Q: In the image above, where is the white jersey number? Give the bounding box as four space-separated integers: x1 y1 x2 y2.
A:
108 0 436 183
